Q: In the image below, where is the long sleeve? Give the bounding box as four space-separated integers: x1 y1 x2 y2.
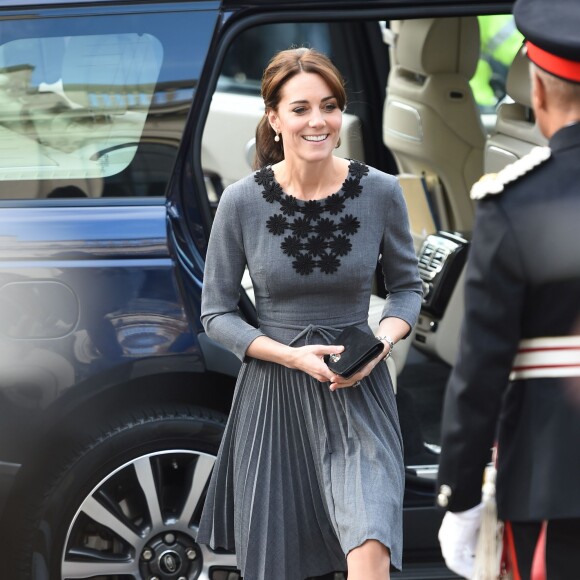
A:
437 199 526 511
201 184 264 360
379 178 423 329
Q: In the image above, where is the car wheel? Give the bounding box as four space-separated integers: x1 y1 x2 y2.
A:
9 405 239 580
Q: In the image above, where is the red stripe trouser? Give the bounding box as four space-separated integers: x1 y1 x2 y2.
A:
505 519 580 580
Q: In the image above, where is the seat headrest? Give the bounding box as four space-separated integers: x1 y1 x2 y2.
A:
395 17 480 78
506 46 532 107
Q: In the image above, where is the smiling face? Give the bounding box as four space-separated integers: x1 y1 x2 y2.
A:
268 72 342 165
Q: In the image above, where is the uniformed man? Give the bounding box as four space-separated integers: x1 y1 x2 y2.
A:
436 0 580 577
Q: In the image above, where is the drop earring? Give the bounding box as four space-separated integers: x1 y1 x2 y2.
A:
274 133 280 143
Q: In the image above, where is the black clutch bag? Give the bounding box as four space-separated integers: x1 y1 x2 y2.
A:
323 325 384 378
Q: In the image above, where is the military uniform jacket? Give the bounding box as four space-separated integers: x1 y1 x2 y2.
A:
437 122 580 521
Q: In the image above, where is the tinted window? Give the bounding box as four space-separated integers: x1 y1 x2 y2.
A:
471 15 523 107
205 19 393 190
0 6 217 200
218 23 333 95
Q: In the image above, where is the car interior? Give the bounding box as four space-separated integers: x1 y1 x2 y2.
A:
484 44 548 173
200 13 544 476
383 17 484 234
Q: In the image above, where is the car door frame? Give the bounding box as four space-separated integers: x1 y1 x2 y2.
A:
166 0 516 565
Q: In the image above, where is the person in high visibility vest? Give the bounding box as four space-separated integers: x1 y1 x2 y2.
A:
470 15 524 112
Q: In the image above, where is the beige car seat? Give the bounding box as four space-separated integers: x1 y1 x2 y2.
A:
383 17 485 232
484 46 548 173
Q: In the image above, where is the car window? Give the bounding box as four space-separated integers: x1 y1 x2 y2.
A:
0 6 217 200
218 23 333 96
203 22 338 194
204 20 388 192
470 14 524 131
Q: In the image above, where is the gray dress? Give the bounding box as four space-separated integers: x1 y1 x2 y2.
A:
197 160 422 579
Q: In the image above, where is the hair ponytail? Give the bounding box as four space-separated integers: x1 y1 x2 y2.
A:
253 115 284 170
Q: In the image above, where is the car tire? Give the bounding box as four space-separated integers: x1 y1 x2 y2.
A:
6 405 239 580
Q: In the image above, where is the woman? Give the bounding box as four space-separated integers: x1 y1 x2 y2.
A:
197 47 422 580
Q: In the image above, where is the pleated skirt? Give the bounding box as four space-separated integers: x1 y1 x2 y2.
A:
197 324 405 580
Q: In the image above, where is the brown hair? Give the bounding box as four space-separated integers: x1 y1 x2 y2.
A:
253 47 347 170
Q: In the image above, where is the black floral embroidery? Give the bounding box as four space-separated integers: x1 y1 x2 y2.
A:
315 218 336 239
338 214 360 236
266 214 288 235
257 160 367 275
290 216 312 239
325 193 345 215
293 253 316 276
262 180 283 203
329 234 352 256
349 160 369 180
306 235 327 257
254 166 272 187
342 177 363 199
281 235 303 257
319 253 341 274
280 196 299 216
302 200 324 220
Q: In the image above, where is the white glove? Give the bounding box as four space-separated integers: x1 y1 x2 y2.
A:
438 503 484 579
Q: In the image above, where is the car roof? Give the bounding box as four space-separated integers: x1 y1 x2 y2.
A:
2 0 514 9
220 0 515 10
223 0 510 5
1 0 217 7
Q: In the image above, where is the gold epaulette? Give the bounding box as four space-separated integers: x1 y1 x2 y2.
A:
470 146 551 200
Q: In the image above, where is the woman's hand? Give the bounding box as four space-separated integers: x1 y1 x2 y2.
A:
328 344 389 391
287 344 345 383
246 332 395 390
328 316 411 390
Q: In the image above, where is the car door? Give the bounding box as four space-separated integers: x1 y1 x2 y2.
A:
0 2 231 578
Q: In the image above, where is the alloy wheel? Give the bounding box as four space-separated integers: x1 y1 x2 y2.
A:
60 449 237 580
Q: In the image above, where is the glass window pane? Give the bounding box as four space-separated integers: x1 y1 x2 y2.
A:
0 33 163 179
0 6 217 200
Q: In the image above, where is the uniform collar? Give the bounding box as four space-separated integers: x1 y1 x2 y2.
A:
549 121 580 153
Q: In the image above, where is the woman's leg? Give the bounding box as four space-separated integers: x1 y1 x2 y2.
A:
346 539 390 580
